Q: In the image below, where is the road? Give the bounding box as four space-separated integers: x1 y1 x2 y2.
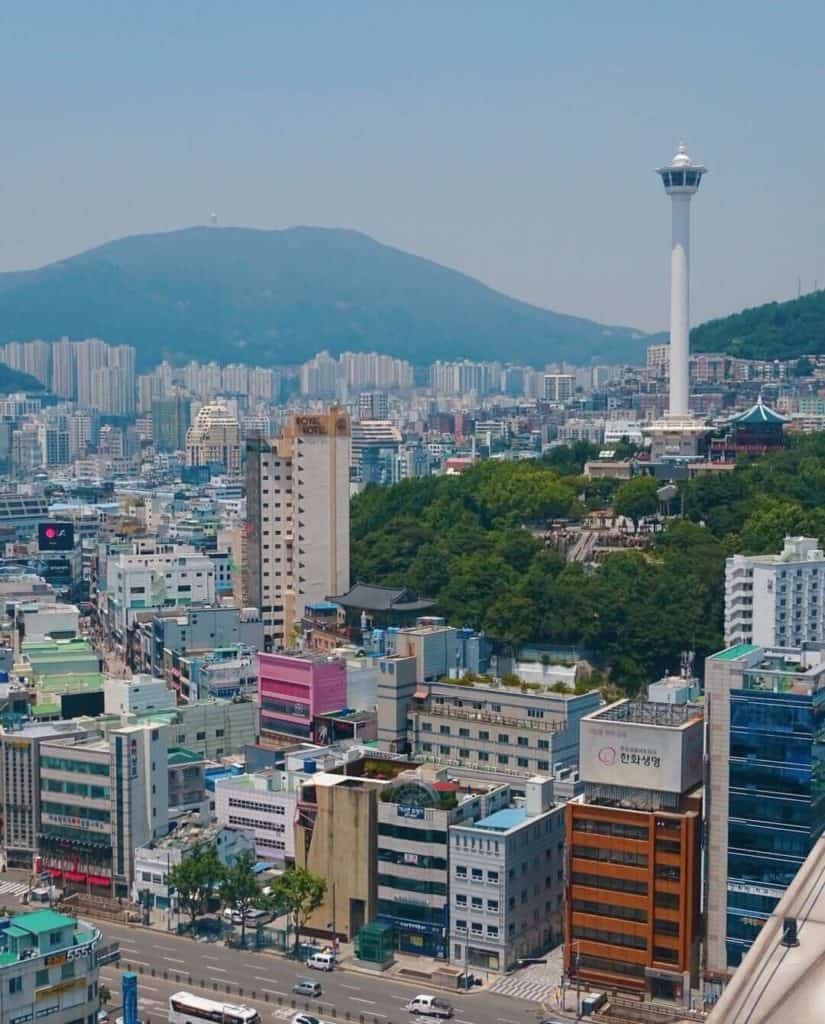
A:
95 920 544 1024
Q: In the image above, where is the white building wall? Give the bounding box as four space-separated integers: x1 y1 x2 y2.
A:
214 775 296 862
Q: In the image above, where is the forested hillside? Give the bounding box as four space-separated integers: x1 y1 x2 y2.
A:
691 289 825 360
351 437 825 689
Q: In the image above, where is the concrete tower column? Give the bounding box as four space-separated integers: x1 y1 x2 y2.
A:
657 143 706 420
669 193 692 417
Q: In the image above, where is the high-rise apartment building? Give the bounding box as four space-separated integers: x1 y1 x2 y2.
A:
543 373 576 404
300 351 338 396
50 338 77 398
74 338 110 406
357 391 389 420
565 700 703 1002
245 409 350 649
705 642 825 976
725 536 825 647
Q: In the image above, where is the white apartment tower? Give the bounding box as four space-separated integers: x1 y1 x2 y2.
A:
725 536 825 647
246 409 350 649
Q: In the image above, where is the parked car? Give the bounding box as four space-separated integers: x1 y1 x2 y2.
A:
292 979 323 998
404 995 454 1018
291 1015 329 1024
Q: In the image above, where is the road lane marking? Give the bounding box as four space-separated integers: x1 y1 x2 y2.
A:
340 984 361 990
261 989 287 996
349 998 375 1005
209 966 228 973
163 957 186 963
497 1019 521 1023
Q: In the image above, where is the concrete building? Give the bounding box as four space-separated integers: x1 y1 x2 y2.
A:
103 543 216 635
152 394 191 453
185 401 242 476
725 536 825 647
214 770 297 864
37 724 169 897
450 777 565 972
376 769 510 959
380 668 600 777
245 410 350 649
543 374 575 404
148 606 263 679
0 722 88 869
0 909 101 1024
705 643 825 977
258 651 347 746
133 819 254 909
565 700 704 1003
103 674 176 716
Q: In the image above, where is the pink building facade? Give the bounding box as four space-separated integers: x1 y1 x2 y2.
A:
258 651 347 745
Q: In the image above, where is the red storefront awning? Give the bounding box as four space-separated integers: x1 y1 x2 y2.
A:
44 869 62 879
63 870 85 882
88 875 111 887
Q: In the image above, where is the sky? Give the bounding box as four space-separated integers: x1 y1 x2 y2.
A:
0 1 823 333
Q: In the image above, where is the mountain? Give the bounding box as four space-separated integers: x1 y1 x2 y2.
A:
691 289 825 361
0 227 648 370
0 362 44 394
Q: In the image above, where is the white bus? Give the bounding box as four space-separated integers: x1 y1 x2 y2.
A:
169 992 260 1024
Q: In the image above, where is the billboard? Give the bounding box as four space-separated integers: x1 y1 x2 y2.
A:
580 715 703 794
38 522 74 551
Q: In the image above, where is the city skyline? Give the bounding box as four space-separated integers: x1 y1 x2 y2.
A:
0 3 823 334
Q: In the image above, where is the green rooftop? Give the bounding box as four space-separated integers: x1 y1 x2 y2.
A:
168 747 202 766
31 703 60 717
9 909 76 934
713 644 760 661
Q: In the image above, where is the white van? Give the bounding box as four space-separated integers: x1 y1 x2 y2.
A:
404 996 453 1018
307 951 336 972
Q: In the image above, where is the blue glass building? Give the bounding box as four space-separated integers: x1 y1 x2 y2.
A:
709 646 825 969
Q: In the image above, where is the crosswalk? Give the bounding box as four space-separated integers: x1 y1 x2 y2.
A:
489 974 557 1003
0 880 29 901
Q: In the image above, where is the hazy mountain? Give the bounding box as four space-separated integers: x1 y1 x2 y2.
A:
0 362 45 394
0 226 649 370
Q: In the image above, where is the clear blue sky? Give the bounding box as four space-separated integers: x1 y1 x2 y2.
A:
0 1 822 333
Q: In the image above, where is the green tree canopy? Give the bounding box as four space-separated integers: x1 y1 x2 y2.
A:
272 867 327 952
168 844 225 934
613 475 659 531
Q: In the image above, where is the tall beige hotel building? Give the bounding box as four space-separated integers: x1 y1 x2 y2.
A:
245 409 351 650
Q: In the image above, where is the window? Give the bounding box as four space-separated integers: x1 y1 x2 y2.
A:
421 722 432 732
456 919 467 931
498 734 509 744
459 728 470 738
517 736 529 747
36 969 49 987
538 739 550 751
572 845 648 868
440 745 451 755
471 868 483 881
538 760 550 771
487 871 499 883
440 725 450 735
478 751 489 762
456 894 467 906
487 899 499 912
471 922 483 934
8 977 21 994
487 925 499 937
498 754 509 765
479 731 489 741
456 865 467 878
196 731 206 741
61 963 75 980
471 896 482 909
517 757 529 768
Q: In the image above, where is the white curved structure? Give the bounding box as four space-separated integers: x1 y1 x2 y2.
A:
657 143 707 418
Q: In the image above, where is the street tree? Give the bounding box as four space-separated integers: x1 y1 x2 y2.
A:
168 845 225 935
272 867 327 953
613 475 658 532
220 851 262 947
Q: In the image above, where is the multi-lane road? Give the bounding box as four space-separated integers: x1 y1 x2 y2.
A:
95 920 547 1024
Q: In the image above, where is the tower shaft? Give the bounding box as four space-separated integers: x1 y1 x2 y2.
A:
669 193 691 417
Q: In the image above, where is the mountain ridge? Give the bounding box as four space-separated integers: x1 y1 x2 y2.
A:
0 226 648 370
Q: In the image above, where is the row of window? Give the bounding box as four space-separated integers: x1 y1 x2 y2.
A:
455 866 496 882
43 778 110 800
227 797 288 815
40 756 108 776
454 920 500 938
572 925 647 950
572 819 648 841
421 723 545 747
227 814 285 833
571 872 647 896
41 801 110 823
572 845 648 868
378 823 446 845
456 894 498 912
419 743 548 769
572 899 647 923
377 873 447 896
